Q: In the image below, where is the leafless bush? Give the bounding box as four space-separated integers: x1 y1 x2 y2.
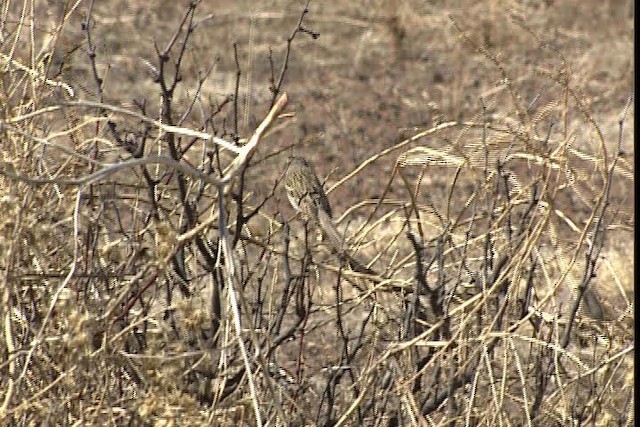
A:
0 1 633 425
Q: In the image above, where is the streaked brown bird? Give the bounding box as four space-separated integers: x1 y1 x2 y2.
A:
284 156 382 280
284 156 332 225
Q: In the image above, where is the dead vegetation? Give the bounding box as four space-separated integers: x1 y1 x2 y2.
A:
0 0 634 425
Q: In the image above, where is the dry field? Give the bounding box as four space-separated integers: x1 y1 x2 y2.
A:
0 0 634 425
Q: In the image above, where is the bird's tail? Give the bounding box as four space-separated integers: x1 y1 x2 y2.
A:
316 209 383 281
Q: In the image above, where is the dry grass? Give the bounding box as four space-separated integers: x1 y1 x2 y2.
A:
0 0 634 425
